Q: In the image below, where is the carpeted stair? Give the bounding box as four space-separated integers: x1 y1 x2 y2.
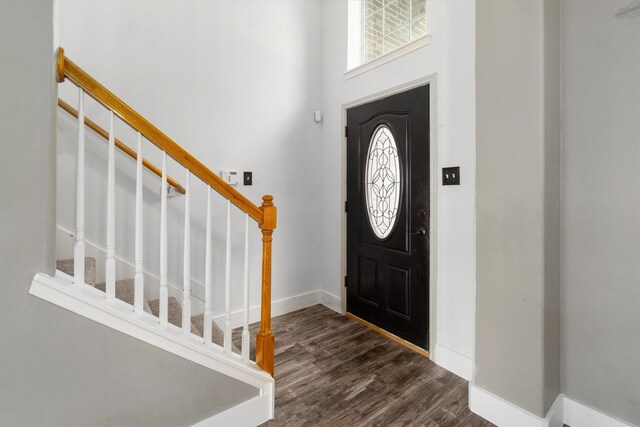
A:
95 279 152 314
191 313 225 347
146 298 236 351
57 257 97 286
57 258 232 349
147 296 199 334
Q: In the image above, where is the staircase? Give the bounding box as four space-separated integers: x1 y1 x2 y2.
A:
30 48 276 425
58 258 234 349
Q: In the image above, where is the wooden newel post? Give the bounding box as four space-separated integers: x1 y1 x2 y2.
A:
256 195 276 376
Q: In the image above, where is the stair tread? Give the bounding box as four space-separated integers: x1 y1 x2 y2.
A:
56 258 96 286
147 297 199 334
95 279 152 314
191 313 226 348
146 300 237 351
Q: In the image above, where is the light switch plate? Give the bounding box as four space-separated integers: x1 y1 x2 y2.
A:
442 167 460 185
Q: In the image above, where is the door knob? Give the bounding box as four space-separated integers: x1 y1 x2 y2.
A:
410 226 427 237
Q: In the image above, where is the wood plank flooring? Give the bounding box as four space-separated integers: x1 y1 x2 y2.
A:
237 305 494 426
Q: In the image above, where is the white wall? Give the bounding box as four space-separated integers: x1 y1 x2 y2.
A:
561 0 640 424
320 0 477 376
57 0 478 378
56 0 324 315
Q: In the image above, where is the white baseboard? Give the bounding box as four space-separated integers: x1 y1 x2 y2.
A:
192 394 273 427
213 290 343 330
271 290 321 317
546 394 564 427
564 396 635 427
469 384 634 427
433 343 473 380
212 290 322 330
469 383 560 427
320 290 341 313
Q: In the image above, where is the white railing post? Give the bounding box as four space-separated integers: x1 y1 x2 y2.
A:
204 187 213 344
182 171 191 335
105 111 116 302
242 213 250 363
159 151 168 325
224 200 232 353
134 132 144 314
74 89 85 288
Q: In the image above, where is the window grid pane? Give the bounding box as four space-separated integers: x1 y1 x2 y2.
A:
362 0 427 64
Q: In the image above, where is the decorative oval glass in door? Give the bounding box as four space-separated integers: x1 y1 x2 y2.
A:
365 125 402 239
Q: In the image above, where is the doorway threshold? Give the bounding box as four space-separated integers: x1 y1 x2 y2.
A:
345 312 429 358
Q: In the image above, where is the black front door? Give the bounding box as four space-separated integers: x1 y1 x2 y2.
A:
346 85 430 349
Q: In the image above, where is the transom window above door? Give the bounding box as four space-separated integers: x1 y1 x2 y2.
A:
348 0 428 70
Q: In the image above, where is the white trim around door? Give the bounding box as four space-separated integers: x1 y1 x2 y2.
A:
340 74 439 356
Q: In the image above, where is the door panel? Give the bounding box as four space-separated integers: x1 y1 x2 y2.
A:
386 264 411 319
346 85 430 349
358 257 378 305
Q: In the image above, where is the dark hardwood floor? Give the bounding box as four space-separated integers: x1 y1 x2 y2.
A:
241 305 494 426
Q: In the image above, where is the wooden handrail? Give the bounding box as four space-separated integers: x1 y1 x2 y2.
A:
56 48 263 223
57 98 186 194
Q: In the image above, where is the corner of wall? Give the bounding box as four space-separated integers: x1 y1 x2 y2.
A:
542 0 562 414
48 2 58 278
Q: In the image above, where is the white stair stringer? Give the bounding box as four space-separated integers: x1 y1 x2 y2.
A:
29 271 274 425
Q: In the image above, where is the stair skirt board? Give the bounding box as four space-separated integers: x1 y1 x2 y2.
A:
193 394 274 427
29 272 274 399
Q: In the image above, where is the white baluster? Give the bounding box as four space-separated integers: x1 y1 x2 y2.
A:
224 200 232 353
134 132 144 314
159 152 168 326
182 171 191 335
242 213 250 363
204 187 213 344
74 89 85 288
105 111 116 302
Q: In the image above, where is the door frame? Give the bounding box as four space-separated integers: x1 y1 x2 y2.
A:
340 74 439 356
